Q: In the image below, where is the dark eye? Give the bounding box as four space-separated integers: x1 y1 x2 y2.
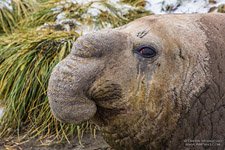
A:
135 46 157 58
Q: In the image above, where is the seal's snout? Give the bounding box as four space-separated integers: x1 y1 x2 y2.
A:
47 29 130 124
72 33 104 58
47 49 104 124
47 60 98 124
71 30 131 58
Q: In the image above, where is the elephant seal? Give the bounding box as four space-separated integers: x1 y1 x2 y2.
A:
47 13 225 149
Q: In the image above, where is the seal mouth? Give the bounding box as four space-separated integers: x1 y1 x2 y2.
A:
91 104 126 125
86 81 126 124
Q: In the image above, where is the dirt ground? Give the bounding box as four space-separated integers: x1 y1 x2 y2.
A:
0 133 112 150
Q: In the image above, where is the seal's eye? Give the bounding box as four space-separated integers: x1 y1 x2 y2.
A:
135 46 157 58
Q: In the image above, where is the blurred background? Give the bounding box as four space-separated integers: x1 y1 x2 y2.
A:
0 0 224 149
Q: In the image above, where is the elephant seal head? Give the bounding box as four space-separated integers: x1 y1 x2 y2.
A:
47 13 225 149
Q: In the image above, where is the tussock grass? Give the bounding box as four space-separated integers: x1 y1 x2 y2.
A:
121 0 147 7
218 4 225 13
19 0 60 29
0 0 38 34
0 29 80 140
0 6 16 34
12 0 38 19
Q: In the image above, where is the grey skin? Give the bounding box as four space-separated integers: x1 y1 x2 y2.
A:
48 13 225 150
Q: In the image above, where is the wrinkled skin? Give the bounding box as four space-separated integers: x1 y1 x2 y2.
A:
48 14 225 149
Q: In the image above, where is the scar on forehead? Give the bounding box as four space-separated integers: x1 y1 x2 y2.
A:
137 29 149 38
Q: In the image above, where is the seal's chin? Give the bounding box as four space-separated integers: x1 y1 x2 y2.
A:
49 96 97 124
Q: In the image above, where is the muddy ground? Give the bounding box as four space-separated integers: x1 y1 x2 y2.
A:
0 133 111 150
